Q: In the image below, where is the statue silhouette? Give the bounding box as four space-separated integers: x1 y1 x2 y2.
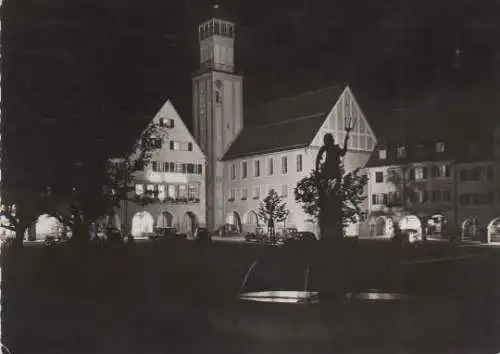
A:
315 132 350 183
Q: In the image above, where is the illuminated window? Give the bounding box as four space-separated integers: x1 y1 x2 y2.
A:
436 142 445 153
178 184 187 199
135 184 144 195
397 146 406 158
167 184 177 199
413 167 426 180
158 185 166 201
170 141 191 151
188 184 199 199
378 149 387 160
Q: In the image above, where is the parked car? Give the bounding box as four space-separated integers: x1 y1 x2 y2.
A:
283 231 318 245
194 227 211 244
215 224 241 238
150 227 186 241
391 228 422 246
245 227 267 243
277 227 299 242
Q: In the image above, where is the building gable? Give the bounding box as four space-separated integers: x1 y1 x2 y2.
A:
310 86 377 153
146 99 205 161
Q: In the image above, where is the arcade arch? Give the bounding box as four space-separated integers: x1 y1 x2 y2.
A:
131 211 154 237
181 212 197 237
225 211 242 233
157 211 174 228
487 218 500 244
462 218 479 241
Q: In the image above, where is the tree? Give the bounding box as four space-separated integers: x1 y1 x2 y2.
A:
294 167 368 233
257 189 289 240
52 120 168 245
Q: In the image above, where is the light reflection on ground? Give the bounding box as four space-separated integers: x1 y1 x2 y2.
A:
238 290 319 304
239 290 409 304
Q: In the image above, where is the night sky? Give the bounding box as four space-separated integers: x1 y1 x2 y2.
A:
2 0 500 191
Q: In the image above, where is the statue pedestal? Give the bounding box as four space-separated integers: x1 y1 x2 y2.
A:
318 191 345 297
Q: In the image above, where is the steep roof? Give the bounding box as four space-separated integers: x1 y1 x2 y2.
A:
222 85 345 160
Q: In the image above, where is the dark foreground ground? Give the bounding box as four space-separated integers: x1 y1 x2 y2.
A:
2 240 500 354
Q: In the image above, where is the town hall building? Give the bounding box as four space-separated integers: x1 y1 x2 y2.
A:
191 13 377 236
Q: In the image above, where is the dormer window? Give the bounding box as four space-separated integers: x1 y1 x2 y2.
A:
436 142 445 153
378 149 387 160
397 146 406 158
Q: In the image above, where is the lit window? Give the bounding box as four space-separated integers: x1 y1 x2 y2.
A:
281 185 288 197
159 118 174 128
268 158 274 175
281 156 288 174
167 184 177 199
378 149 387 160
178 184 187 199
158 185 166 201
254 160 260 177
135 184 144 195
397 146 406 158
414 167 426 180
188 184 199 199
296 154 303 172
436 142 445 153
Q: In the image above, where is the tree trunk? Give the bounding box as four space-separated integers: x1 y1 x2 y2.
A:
14 223 27 247
69 218 90 247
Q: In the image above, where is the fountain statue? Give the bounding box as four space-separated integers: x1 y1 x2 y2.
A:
315 116 355 296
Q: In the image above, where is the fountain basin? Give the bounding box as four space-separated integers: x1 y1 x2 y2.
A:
208 290 457 344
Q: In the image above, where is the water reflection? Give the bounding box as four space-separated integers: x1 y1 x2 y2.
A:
238 289 408 304
238 290 319 304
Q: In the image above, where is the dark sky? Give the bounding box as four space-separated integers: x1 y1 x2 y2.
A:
2 0 500 189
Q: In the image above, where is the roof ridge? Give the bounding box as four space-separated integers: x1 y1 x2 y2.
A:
254 84 344 110
251 112 325 129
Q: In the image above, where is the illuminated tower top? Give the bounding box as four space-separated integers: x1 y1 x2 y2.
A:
198 5 236 73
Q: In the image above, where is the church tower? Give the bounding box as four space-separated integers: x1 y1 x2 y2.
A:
192 6 244 231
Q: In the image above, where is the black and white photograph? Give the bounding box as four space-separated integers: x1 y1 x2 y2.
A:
1 0 500 353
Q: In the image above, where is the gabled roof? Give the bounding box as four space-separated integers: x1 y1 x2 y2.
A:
222 85 345 160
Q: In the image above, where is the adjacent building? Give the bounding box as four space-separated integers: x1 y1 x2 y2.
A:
365 124 500 244
118 100 206 237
